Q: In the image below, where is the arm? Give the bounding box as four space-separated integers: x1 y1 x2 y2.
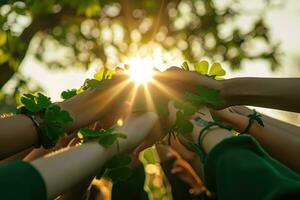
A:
158 68 300 112
211 108 300 173
231 106 300 137
172 105 300 200
222 78 300 113
31 112 158 199
0 74 131 159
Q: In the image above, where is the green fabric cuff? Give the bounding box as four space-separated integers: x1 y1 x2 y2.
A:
0 160 47 200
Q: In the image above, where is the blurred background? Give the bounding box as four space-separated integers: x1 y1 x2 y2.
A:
1 0 300 124
1 0 300 199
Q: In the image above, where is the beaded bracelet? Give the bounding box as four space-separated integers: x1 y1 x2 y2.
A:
241 110 264 134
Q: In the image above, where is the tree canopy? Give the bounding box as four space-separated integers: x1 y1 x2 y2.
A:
0 0 280 111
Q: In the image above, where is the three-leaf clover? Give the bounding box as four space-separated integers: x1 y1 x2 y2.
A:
185 85 225 108
78 128 127 148
19 93 51 113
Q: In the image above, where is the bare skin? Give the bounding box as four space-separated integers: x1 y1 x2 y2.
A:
156 67 300 112
0 72 131 159
31 112 158 199
211 106 300 173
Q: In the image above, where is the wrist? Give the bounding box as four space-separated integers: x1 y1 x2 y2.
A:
59 90 104 132
201 128 232 153
220 78 235 107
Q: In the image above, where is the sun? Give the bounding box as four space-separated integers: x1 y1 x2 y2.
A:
124 57 154 85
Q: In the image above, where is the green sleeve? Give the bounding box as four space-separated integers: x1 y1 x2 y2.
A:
111 162 148 200
0 160 47 200
203 135 300 200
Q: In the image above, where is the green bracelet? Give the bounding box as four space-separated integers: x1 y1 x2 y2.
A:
187 116 232 163
194 116 232 146
241 110 264 134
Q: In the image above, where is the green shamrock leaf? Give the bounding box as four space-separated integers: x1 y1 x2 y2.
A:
208 62 226 77
98 132 127 148
181 61 189 71
94 67 105 80
44 105 73 125
61 89 77 100
193 60 226 79
174 111 194 134
36 93 52 109
105 69 115 79
174 101 197 116
185 86 225 108
194 60 209 75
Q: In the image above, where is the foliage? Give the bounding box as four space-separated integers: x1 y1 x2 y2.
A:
0 0 281 100
169 60 225 136
61 89 77 100
78 128 127 148
96 153 133 183
17 92 73 148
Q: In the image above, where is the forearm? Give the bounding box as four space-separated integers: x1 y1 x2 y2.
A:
31 112 158 199
232 106 300 137
215 111 300 173
31 142 116 199
0 89 114 159
222 78 300 112
0 115 39 159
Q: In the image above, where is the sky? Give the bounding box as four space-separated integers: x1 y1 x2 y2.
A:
16 0 300 124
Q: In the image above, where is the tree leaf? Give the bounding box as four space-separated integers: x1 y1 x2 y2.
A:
194 60 209 75
208 62 226 76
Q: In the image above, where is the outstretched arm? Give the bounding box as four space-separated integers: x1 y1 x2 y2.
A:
222 78 300 113
157 68 300 112
31 112 158 199
211 107 300 173
0 73 131 159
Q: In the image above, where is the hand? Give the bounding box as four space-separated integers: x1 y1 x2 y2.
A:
116 112 160 153
151 67 227 109
210 107 256 134
166 150 208 196
59 69 134 132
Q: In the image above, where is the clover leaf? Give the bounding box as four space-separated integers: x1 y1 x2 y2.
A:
61 89 77 100
193 60 226 80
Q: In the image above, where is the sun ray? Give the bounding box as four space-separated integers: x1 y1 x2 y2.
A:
149 79 182 102
86 79 132 119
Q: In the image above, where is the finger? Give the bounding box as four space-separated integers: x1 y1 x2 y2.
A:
171 167 183 174
210 109 263 134
133 140 154 154
231 106 253 116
